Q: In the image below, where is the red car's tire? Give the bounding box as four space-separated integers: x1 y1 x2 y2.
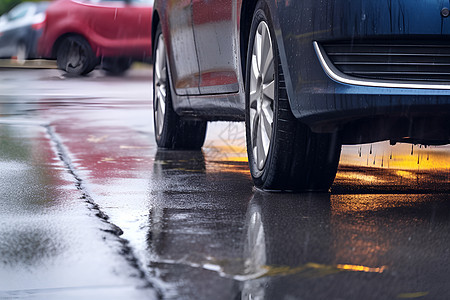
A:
56 35 97 76
102 57 132 76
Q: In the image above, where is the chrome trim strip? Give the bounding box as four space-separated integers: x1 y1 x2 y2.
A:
313 41 450 90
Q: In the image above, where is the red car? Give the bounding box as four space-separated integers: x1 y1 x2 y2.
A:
38 0 152 75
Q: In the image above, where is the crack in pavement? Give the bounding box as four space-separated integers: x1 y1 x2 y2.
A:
45 124 162 299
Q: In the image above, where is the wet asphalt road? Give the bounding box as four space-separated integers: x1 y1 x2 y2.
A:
0 67 450 300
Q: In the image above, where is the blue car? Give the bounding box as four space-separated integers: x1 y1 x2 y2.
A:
0 1 49 62
151 0 450 191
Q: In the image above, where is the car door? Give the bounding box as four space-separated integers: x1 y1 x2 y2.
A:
164 0 201 95
191 0 239 94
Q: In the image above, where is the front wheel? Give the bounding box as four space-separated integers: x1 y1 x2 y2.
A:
245 1 341 192
153 24 207 150
15 43 28 64
56 36 97 76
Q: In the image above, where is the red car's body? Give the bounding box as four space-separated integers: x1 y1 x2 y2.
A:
38 0 152 62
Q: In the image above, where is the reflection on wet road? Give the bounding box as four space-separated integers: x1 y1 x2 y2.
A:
0 68 449 299
149 148 450 299
0 121 153 299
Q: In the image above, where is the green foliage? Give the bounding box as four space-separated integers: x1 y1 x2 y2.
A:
0 0 43 16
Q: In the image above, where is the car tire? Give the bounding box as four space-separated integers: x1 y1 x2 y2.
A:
153 24 207 150
102 57 132 76
56 35 97 76
245 1 341 192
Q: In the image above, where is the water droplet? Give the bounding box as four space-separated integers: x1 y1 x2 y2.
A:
370 144 373 155
411 144 414 155
358 146 362 157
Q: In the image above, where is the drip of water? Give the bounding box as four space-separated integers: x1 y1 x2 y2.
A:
370 144 373 155
411 144 414 155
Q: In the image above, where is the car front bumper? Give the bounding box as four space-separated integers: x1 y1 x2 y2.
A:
273 0 450 140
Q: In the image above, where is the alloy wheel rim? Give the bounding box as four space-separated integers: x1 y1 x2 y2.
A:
249 21 275 171
154 34 167 137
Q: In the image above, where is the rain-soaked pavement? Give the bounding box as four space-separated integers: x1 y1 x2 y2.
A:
0 66 449 299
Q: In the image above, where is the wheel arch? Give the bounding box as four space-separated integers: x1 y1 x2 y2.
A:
239 0 259 85
240 1 287 84
151 10 161 55
240 0 297 126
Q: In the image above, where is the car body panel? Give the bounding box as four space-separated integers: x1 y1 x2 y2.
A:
154 0 245 118
38 0 152 61
272 0 450 124
165 0 201 95
153 0 450 143
192 0 239 94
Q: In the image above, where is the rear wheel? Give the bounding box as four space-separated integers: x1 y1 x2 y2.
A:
245 1 341 191
153 24 207 150
102 57 132 76
57 36 97 76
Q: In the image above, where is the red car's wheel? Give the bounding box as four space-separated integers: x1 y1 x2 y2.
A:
102 57 132 76
56 36 97 76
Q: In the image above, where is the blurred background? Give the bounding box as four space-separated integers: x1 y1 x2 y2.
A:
0 0 40 15
0 0 152 74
